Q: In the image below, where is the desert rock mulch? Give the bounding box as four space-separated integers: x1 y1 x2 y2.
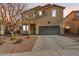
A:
0 35 37 54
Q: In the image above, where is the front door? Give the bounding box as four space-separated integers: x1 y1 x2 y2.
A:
30 24 36 35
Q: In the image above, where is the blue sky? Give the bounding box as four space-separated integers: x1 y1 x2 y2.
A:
27 3 79 18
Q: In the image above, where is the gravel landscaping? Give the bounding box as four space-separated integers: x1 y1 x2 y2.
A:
0 35 37 54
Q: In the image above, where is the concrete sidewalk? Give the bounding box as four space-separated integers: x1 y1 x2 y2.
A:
1 49 79 56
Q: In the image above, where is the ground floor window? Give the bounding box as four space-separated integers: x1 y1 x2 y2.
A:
26 25 29 31
22 25 29 31
23 25 26 31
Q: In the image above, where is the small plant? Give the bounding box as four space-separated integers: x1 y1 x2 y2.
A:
13 39 22 44
0 40 5 45
27 36 31 39
27 34 31 39
10 34 17 40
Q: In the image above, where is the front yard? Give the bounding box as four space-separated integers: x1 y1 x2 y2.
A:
0 35 37 53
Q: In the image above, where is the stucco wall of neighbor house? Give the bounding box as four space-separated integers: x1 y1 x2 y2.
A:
0 20 5 35
70 20 79 34
74 12 79 20
64 12 75 21
0 25 5 35
64 11 79 34
63 12 75 27
35 6 64 34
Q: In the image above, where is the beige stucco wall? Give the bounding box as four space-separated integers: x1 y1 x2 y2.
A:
34 7 64 34
35 7 63 25
22 6 64 34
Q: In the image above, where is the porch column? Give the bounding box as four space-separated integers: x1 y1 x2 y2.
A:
60 28 64 35
60 24 64 35
36 26 39 35
28 24 31 35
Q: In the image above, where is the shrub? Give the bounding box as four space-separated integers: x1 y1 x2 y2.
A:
26 35 31 39
27 36 31 39
0 40 5 45
13 39 22 44
10 34 17 40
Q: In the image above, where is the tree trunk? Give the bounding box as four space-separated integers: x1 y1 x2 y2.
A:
10 32 16 40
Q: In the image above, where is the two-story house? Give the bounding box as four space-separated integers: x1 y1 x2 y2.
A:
21 4 65 35
63 11 79 34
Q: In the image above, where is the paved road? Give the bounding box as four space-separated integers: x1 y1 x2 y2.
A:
33 35 79 51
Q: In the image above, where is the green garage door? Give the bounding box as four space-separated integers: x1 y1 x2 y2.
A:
39 26 60 35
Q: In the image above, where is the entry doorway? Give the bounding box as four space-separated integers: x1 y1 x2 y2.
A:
64 26 70 34
30 24 36 35
64 28 70 34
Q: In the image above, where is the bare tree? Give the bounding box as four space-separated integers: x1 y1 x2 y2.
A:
0 3 26 40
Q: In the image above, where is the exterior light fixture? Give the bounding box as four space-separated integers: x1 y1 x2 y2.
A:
66 26 70 29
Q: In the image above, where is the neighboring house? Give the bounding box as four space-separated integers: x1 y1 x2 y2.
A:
63 11 79 34
21 4 65 35
0 20 5 35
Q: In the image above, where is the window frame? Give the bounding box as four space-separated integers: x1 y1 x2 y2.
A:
39 10 43 16
52 9 56 17
22 25 29 31
76 12 79 17
33 14 36 18
22 25 26 31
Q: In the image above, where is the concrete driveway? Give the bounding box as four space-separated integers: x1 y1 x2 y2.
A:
33 35 79 51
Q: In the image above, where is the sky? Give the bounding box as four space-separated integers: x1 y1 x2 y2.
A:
27 3 79 18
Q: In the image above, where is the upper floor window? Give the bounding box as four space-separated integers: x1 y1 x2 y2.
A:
52 9 56 17
39 11 42 16
76 12 79 17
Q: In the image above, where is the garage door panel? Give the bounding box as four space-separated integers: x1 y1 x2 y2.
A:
39 26 60 35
